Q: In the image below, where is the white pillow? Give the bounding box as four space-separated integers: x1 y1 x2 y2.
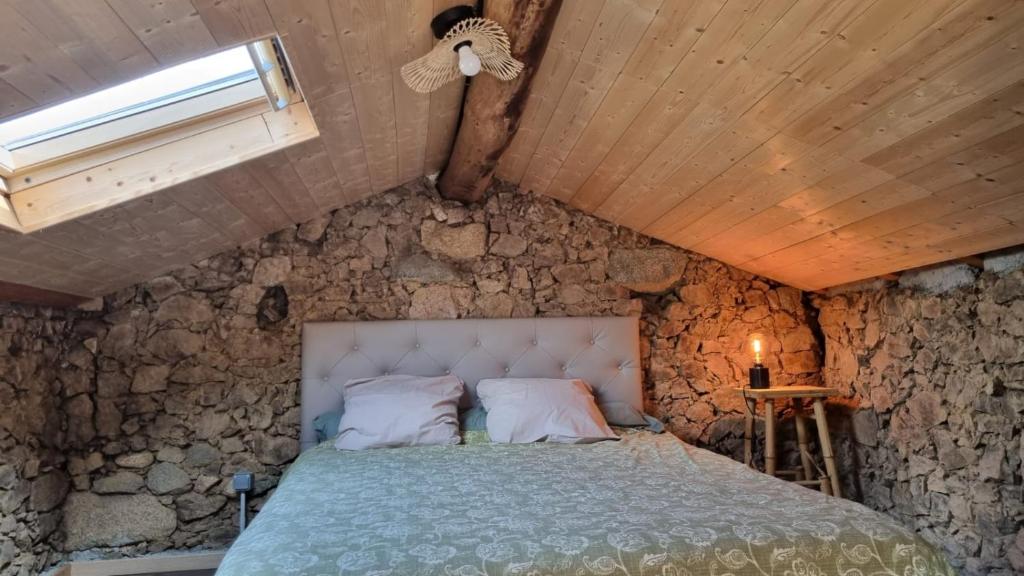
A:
476 378 618 444
334 374 463 450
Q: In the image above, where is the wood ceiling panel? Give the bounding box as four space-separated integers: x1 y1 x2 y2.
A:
496 0 602 184
204 165 296 234
333 0 401 192
265 0 351 101
562 0 814 212
506 0 1024 290
9 0 159 86
283 138 351 212
539 0 730 202
517 0 664 196
589 0 882 228
0 0 458 301
741 161 1024 285
193 0 277 47
106 0 220 66
306 91 374 202
0 79 34 119
387 0 433 183
0 228 132 295
0 280 89 308
0 3 100 108
164 178 266 245
243 151 323 224
778 191 1024 289
1 0 1023 300
779 0 1020 146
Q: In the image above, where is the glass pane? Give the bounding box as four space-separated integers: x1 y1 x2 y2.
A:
0 46 257 149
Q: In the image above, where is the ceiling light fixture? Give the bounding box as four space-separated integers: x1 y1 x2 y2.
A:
401 5 523 94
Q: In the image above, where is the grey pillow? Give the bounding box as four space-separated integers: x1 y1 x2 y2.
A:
335 374 464 450
313 410 343 442
477 378 618 444
598 400 647 427
459 405 488 431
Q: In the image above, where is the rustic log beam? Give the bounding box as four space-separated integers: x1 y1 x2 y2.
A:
0 279 91 308
437 0 562 203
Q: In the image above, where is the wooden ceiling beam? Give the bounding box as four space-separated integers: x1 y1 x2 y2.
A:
437 0 562 203
0 279 90 308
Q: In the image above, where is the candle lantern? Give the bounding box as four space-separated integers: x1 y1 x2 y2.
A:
747 332 770 389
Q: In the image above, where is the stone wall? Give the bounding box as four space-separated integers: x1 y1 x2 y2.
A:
0 304 76 575
6 177 1021 574
814 270 1024 576
3 179 815 562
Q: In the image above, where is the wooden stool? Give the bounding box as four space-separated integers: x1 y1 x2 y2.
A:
735 386 842 497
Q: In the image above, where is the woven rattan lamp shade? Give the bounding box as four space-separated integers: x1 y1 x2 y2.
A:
401 17 524 93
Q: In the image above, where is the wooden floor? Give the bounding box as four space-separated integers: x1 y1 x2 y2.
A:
137 571 214 576
57 551 223 576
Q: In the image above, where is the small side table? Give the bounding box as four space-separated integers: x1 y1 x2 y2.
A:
736 386 842 497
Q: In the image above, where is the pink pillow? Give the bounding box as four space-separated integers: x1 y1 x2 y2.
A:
476 378 618 444
335 374 463 450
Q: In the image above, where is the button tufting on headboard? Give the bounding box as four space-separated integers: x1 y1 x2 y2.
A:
300 317 643 449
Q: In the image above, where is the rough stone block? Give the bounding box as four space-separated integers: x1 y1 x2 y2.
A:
63 493 176 549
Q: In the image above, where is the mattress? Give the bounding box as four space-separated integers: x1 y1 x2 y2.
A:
216 429 954 576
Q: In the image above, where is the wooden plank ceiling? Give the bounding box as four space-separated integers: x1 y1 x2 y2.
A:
0 0 464 299
500 0 1024 290
1 0 1024 302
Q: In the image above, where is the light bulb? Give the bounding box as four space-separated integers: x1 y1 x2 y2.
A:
457 44 481 77
748 332 769 365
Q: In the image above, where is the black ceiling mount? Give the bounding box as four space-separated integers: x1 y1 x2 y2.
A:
431 5 476 39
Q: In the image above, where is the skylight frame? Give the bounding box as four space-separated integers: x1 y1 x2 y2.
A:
3 68 260 151
0 38 293 180
0 37 316 235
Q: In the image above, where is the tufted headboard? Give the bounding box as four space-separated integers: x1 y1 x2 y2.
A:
300 317 642 449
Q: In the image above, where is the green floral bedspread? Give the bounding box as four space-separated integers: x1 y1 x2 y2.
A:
216 429 954 576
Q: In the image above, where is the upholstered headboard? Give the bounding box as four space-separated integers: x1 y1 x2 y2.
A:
300 317 642 449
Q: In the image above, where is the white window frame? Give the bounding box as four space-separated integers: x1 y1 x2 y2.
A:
0 37 318 234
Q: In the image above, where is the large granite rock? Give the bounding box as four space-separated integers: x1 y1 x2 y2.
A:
608 248 687 293
394 254 461 283
93 472 144 494
114 452 154 469
252 256 292 287
184 443 221 469
146 329 203 362
254 435 299 466
420 221 487 260
146 463 191 495
154 295 214 326
131 365 170 393
489 234 527 258
409 286 459 319
175 493 227 522
29 472 69 512
63 493 176 549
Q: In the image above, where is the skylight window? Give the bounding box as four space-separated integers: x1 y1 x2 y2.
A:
0 47 258 150
0 39 295 181
0 38 318 235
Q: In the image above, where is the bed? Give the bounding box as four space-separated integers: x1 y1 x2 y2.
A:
215 317 954 576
